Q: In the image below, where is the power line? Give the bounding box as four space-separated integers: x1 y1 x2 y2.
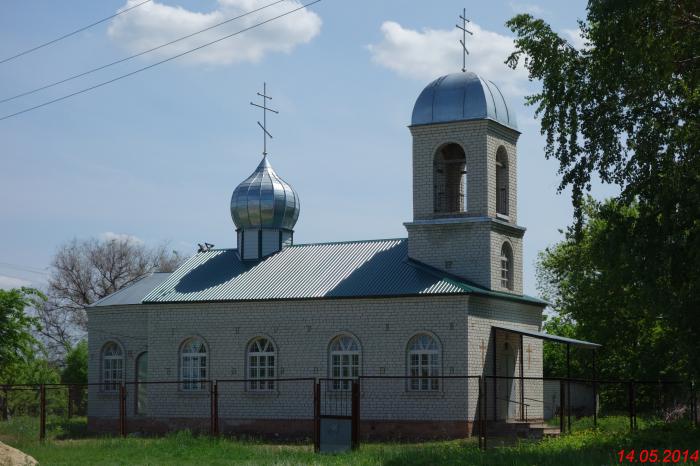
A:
0 0 152 65
0 0 322 122
0 0 289 105
0 261 49 276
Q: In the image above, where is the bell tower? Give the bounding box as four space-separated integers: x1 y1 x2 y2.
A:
404 72 525 294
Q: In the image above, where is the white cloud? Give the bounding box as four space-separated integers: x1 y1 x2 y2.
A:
101 232 144 244
108 0 322 66
367 21 529 96
0 275 31 290
508 2 547 15
562 28 587 50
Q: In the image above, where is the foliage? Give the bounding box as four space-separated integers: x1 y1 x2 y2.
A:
537 198 690 381
541 314 584 378
0 416 696 466
507 0 700 377
0 288 43 383
61 341 87 385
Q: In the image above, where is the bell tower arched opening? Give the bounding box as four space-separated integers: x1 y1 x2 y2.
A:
433 143 467 215
496 146 509 216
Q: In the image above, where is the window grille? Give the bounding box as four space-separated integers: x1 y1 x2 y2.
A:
181 339 207 390
102 342 123 392
248 338 276 391
329 335 360 391
407 334 440 391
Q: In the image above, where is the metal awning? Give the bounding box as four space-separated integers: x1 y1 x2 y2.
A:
493 325 601 349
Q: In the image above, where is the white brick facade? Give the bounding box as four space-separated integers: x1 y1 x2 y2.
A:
87 293 544 429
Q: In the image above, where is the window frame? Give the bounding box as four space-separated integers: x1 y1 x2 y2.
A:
247 337 276 392
101 341 124 392
180 338 208 391
500 242 514 290
406 333 441 392
329 334 361 391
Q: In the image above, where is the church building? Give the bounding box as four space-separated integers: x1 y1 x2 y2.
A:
87 68 554 439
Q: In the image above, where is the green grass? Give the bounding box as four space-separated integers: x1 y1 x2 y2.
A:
0 416 698 465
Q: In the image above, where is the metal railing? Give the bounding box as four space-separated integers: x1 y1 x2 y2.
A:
1 375 697 451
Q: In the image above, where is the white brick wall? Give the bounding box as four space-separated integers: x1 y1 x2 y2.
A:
407 119 525 293
87 293 545 424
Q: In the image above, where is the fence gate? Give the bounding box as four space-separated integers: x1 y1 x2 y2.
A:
315 379 359 453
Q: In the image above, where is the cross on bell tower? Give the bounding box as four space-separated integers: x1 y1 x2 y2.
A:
456 8 473 73
250 82 279 156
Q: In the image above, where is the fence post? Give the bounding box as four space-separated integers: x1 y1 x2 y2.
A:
592 353 597 429
632 382 637 431
119 383 126 438
209 381 214 435
690 381 697 428
313 381 320 453
214 381 219 436
627 381 634 432
351 380 360 450
67 386 72 419
559 379 565 434
1 386 8 421
478 376 485 450
39 384 46 441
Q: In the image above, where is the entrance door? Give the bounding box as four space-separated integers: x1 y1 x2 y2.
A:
498 343 518 420
135 352 148 415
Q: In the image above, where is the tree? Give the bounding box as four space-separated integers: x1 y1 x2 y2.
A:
537 198 687 380
39 236 185 354
61 340 87 385
507 1 700 376
0 287 43 383
541 315 584 378
61 340 88 415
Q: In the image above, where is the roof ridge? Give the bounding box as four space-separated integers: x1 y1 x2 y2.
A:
291 238 407 247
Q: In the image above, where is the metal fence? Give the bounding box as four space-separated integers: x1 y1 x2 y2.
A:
1 376 697 449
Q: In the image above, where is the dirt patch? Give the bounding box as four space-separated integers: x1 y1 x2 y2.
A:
0 441 36 466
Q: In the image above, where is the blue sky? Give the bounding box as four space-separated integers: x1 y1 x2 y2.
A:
0 0 613 296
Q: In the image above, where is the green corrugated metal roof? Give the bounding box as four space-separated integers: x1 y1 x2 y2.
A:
90 272 171 307
141 238 547 305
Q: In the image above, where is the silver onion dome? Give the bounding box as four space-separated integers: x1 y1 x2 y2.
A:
230 156 300 230
411 72 517 130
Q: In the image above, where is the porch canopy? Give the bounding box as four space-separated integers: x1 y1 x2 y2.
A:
491 325 601 425
493 325 601 350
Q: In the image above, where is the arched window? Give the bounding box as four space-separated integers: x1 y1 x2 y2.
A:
500 242 513 290
181 338 207 390
102 342 124 392
248 337 276 391
434 143 467 214
329 335 361 391
496 147 509 216
407 334 440 391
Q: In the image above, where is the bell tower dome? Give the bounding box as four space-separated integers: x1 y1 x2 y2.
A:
404 72 525 294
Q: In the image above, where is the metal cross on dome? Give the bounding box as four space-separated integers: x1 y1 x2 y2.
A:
250 82 279 156
456 8 473 72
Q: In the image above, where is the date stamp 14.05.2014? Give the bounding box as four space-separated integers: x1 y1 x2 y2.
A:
617 450 700 463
